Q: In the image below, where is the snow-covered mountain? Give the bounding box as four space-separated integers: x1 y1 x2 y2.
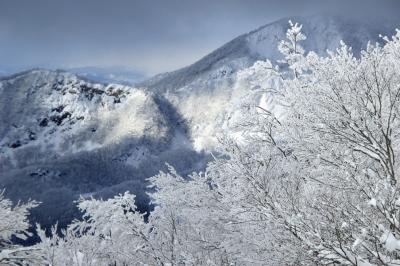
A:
140 14 400 150
142 15 398 93
1 14 399 230
0 70 207 228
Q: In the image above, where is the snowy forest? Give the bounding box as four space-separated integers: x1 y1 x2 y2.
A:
2 21 400 265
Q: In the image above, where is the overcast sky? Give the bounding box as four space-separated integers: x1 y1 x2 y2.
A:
0 0 398 75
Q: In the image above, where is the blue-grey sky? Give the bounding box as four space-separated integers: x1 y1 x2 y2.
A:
0 0 398 75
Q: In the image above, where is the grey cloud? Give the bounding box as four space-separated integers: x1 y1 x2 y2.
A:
0 0 398 74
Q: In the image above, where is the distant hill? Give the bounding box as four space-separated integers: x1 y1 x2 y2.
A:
67 66 147 85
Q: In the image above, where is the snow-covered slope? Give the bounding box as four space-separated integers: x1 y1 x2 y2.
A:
0 70 207 228
140 14 400 151
0 70 163 154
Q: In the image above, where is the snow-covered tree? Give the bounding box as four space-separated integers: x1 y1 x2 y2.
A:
25 22 400 266
278 20 307 78
195 22 400 265
0 190 38 265
35 192 153 265
227 23 400 264
278 30 400 264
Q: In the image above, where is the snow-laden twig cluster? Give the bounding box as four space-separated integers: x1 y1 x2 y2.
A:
0 191 38 265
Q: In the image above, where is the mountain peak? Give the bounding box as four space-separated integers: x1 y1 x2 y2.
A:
141 14 399 93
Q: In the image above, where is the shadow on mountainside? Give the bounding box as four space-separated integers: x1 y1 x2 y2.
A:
1 93 212 245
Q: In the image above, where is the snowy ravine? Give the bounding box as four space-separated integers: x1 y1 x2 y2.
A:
0 14 399 232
